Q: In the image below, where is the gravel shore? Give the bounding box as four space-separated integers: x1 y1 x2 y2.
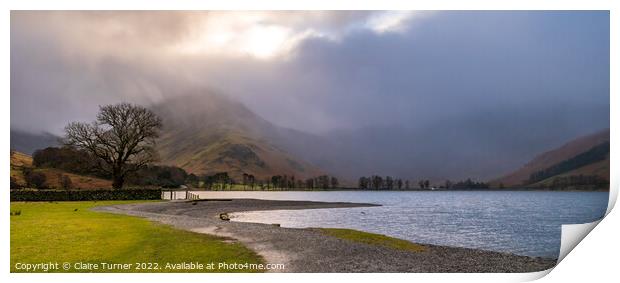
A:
94 199 556 273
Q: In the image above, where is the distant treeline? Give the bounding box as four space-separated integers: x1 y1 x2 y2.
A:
358 175 489 190
527 141 609 185
448 179 490 189
358 176 412 190
186 172 340 190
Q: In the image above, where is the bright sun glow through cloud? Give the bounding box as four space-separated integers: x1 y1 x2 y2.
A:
176 11 419 60
176 13 314 59
241 25 294 59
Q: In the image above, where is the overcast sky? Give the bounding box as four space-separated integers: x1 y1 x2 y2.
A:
11 11 609 136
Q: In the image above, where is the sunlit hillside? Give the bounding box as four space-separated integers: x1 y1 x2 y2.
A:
10 151 112 190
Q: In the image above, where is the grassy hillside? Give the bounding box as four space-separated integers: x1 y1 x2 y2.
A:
491 129 609 187
158 129 323 181
10 151 112 190
153 93 325 181
10 151 32 185
530 156 609 188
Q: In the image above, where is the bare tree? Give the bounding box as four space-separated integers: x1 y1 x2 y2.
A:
64 103 162 189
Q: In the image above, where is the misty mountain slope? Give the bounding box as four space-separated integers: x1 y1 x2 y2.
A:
151 93 324 180
492 129 609 187
11 93 609 185
10 130 59 155
274 103 610 182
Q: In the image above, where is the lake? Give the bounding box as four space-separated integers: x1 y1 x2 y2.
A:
193 190 608 258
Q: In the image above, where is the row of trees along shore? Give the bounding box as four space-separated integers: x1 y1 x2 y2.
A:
185 172 340 190
12 103 490 191
358 176 489 190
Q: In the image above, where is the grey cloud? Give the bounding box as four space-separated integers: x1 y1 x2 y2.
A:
10 11 609 180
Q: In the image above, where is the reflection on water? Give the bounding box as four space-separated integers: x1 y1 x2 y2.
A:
195 190 608 258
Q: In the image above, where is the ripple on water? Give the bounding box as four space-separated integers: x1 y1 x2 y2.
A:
198 190 607 258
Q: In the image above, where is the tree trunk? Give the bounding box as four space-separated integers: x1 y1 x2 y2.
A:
112 175 124 189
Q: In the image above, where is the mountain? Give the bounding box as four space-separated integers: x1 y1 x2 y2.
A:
10 129 59 155
275 113 609 183
151 93 325 181
151 93 610 185
491 129 609 188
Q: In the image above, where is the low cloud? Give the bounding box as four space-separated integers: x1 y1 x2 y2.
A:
11 11 609 139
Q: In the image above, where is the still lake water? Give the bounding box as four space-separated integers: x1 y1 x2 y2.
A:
194 191 608 258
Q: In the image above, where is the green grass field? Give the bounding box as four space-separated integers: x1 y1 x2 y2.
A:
10 201 265 273
318 228 427 253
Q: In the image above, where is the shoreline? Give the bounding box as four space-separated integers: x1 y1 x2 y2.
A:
95 199 557 273
166 188 609 193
